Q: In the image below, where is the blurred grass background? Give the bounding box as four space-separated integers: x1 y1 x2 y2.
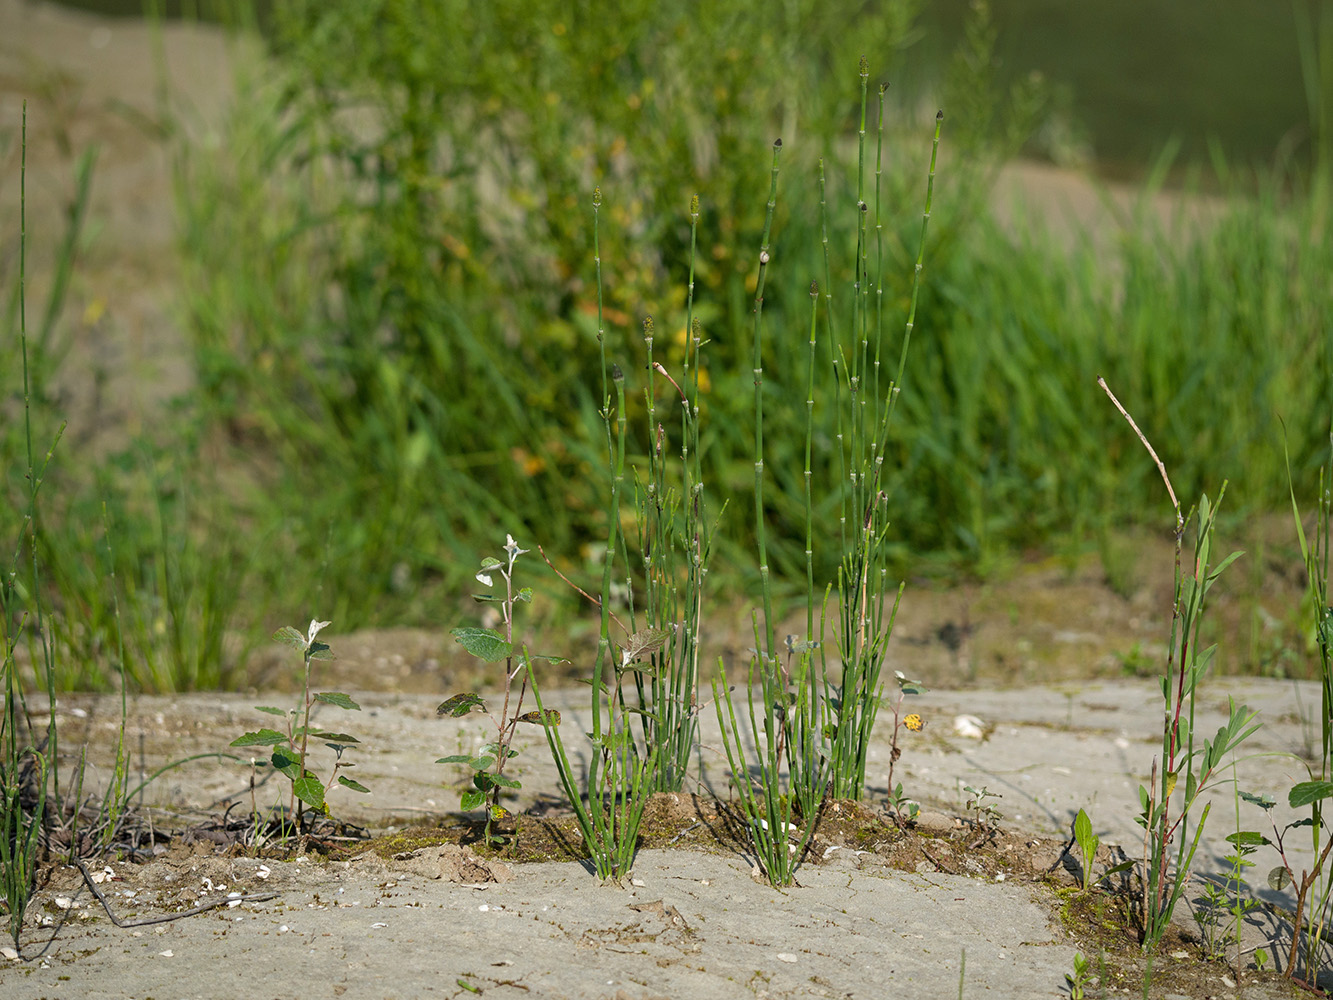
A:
3 0 1332 690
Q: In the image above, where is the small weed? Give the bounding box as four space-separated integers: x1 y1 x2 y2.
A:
962 784 1003 844
885 670 927 826
1065 950 1091 999
230 620 368 837
1073 808 1100 892
438 537 565 849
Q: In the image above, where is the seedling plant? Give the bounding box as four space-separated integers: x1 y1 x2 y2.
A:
1073 808 1100 892
230 619 369 837
886 669 927 825
439 536 565 849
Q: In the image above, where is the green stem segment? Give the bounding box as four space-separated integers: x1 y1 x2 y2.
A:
751 138 782 664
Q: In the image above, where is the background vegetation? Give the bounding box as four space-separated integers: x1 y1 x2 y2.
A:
2 0 1332 691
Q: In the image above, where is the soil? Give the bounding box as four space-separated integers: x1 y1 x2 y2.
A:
0 3 1324 998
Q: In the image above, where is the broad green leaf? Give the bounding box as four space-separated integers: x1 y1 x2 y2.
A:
230 729 287 748
528 653 569 665
315 692 361 711
308 640 335 661
316 732 360 744
272 626 305 648
490 774 521 790
1224 830 1269 848
1073 809 1096 852
338 775 371 794
478 742 519 758
518 710 561 726
437 693 486 717
293 775 325 811
479 557 503 570
515 588 534 603
1290 780 1333 809
436 754 471 764
254 706 289 717
271 748 301 780
899 682 927 695
451 627 512 662
469 755 496 771
459 789 486 811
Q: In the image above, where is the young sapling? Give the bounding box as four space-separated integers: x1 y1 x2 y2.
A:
437 535 564 847
230 619 368 835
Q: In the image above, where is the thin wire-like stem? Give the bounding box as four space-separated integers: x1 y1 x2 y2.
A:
750 138 782 664
1097 376 1182 524
803 282 819 639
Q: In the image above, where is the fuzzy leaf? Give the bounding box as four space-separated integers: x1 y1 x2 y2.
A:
272 626 305 648
315 692 361 711
293 775 325 811
451 627 512 662
436 754 472 764
231 729 287 748
314 732 360 744
459 789 486 811
254 706 289 717
515 588 534 603
338 775 371 794
1268 866 1293 891
479 557 503 570
1240 790 1276 810
437 693 486 717
308 640 335 661
517 710 561 726
621 627 669 663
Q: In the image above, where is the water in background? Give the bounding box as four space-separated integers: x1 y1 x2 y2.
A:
49 0 1320 178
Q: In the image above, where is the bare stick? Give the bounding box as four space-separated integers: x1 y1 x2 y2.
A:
1097 376 1181 524
535 544 627 635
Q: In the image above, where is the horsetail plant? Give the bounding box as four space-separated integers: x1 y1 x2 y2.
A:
712 136 830 886
530 359 659 880
821 72 942 801
628 194 716 794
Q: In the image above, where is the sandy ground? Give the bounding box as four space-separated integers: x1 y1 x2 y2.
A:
0 675 1323 998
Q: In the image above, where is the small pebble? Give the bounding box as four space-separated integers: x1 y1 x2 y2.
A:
777 953 798 963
